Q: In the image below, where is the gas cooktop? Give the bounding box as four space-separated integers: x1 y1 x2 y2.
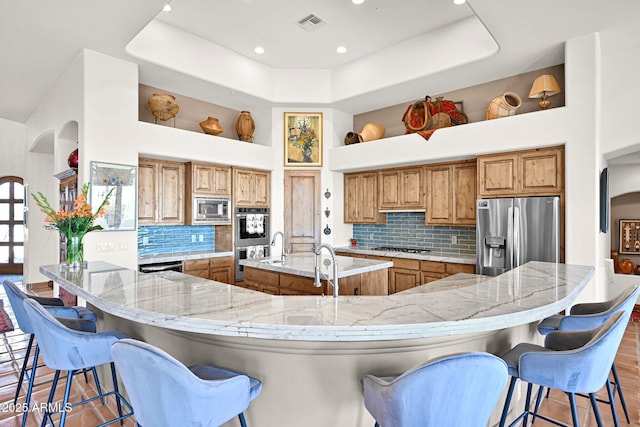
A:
373 247 432 254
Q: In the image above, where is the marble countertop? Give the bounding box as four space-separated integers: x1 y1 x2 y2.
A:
239 252 393 279
40 260 594 342
334 246 476 265
138 249 233 265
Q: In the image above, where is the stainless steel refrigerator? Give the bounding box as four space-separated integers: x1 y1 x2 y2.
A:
476 196 560 276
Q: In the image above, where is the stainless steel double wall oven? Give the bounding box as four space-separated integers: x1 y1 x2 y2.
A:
234 207 270 281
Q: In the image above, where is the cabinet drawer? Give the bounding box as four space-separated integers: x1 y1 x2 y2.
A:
392 258 420 270
244 267 279 286
188 269 210 279
367 255 392 261
184 259 210 271
280 274 323 295
445 263 475 275
210 256 233 268
420 261 446 273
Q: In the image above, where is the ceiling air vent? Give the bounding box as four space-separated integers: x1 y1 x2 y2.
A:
297 14 327 32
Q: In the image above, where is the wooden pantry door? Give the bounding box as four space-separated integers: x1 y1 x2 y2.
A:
284 170 321 253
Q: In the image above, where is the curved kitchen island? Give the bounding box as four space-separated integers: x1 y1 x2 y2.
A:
40 260 594 427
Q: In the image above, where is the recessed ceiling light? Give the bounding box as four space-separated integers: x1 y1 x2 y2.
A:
453 0 466 4
336 46 347 54
352 0 365 4
162 3 172 12
254 46 265 54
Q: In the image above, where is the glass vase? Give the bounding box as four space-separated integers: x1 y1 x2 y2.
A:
65 235 84 270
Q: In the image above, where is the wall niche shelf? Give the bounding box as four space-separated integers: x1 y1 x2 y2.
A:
138 84 257 144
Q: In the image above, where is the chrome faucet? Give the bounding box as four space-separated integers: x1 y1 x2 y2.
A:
271 231 287 261
314 244 339 298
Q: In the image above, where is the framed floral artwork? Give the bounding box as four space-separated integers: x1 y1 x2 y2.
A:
284 112 322 167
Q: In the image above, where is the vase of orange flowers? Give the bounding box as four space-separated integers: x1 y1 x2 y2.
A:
32 183 113 270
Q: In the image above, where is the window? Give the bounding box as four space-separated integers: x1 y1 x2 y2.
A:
0 177 24 274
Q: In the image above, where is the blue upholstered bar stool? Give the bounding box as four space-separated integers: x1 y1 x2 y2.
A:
362 352 508 427
23 298 133 427
111 338 263 427
499 311 628 427
2 279 98 421
537 284 638 425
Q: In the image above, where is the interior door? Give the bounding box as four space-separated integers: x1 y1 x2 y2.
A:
284 170 320 253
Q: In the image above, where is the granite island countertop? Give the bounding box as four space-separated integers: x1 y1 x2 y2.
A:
239 252 393 279
40 260 594 342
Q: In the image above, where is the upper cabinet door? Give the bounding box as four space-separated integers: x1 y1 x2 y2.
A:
212 166 232 196
453 162 477 225
477 153 518 197
378 167 424 210
519 147 563 194
426 165 452 224
233 168 270 207
138 160 158 224
158 161 185 224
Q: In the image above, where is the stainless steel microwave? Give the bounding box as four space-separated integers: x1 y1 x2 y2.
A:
192 196 231 224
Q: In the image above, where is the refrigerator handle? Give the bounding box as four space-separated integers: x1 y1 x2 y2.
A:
507 206 514 271
513 206 520 267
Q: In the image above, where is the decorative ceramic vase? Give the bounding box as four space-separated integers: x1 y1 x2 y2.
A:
344 132 362 145
199 117 224 135
359 123 386 142
67 148 78 168
634 265 640 275
619 258 634 274
301 145 313 163
65 234 84 270
485 92 522 120
235 111 255 142
147 93 179 121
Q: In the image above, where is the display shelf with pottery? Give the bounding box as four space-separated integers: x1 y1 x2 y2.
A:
138 84 263 144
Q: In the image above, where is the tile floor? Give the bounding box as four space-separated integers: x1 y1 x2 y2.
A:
0 280 638 427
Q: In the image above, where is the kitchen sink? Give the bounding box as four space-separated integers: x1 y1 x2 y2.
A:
261 259 286 264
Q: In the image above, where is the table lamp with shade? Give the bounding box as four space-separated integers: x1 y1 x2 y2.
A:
528 74 562 109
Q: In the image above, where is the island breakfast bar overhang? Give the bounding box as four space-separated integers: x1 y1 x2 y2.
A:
40 261 594 427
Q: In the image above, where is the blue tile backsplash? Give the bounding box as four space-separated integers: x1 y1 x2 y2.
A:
352 212 476 256
138 225 215 256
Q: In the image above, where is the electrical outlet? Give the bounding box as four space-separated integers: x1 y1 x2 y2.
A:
451 235 458 245
142 236 149 245
191 235 196 243
369 233 374 240
199 234 204 242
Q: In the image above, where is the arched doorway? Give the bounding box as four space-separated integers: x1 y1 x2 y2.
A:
0 176 24 274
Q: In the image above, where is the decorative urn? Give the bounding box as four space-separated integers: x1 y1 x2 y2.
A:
147 93 179 121
199 117 224 135
235 111 255 142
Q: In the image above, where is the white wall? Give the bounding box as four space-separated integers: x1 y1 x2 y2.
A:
0 118 26 178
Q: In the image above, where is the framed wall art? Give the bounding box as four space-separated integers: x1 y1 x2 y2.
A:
90 161 137 231
619 219 640 254
284 112 322 167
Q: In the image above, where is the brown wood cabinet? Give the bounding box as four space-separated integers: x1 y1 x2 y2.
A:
378 167 424 210
233 168 270 207
426 160 476 225
138 158 185 225
336 251 475 294
242 266 388 296
344 172 385 224
186 162 231 196
477 146 563 198
183 256 234 283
